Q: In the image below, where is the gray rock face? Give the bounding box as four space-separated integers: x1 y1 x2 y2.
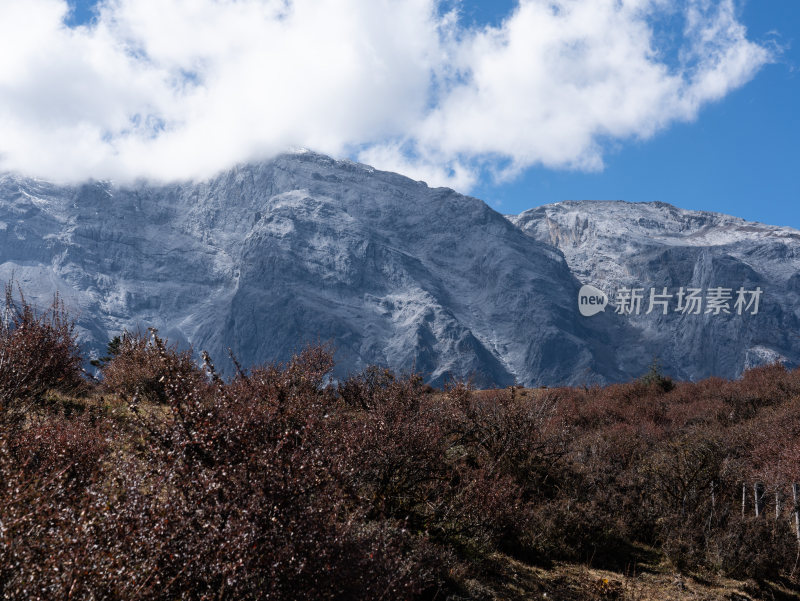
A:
510 201 800 381
0 152 626 387
1 157 795 386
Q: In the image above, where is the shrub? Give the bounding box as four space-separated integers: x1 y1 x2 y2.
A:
99 328 204 404
0 413 111 598
711 518 799 580
110 346 436 600
6 282 800 598
0 282 84 414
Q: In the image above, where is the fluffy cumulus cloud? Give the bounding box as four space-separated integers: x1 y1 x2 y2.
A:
0 0 772 188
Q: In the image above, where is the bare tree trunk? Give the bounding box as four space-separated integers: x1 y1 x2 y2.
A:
742 482 747 519
754 482 765 518
711 480 716 515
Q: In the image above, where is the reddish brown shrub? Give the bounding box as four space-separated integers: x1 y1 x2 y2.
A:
110 346 437 600
0 413 110 598
6 286 800 598
724 362 800 421
99 328 204 404
0 282 84 412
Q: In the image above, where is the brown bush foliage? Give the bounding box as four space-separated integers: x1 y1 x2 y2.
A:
0 282 83 412
5 290 800 599
99 328 205 404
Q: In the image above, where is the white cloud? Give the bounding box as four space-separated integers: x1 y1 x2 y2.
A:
0 0 772 188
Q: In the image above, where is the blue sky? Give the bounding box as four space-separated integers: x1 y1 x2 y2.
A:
458 1 800 227
468 2 800 227
11 1 800 227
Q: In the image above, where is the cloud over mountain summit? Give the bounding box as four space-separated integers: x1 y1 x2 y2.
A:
0 0 771 188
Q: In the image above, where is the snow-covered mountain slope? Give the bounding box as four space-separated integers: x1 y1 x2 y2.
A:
3 158 796 386
0 152 626 387
510 201 800 380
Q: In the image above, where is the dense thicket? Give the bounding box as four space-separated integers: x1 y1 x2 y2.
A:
0 283 83 414
2 292 800 599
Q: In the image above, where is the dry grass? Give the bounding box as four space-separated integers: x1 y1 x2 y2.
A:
457 552 799 601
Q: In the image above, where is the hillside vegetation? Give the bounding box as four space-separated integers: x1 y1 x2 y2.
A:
2 285 800 600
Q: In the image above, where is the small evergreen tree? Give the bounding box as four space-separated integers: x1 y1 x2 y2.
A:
89 335 122 369
639 357 674 392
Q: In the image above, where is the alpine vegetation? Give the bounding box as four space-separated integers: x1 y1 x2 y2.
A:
3 294 800 599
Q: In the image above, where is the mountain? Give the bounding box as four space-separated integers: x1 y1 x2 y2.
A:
0 155 796 386
510 200 800 381
0 152 626 387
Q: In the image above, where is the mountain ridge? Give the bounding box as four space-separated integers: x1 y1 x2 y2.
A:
512 199 800 381
0 152 796 386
